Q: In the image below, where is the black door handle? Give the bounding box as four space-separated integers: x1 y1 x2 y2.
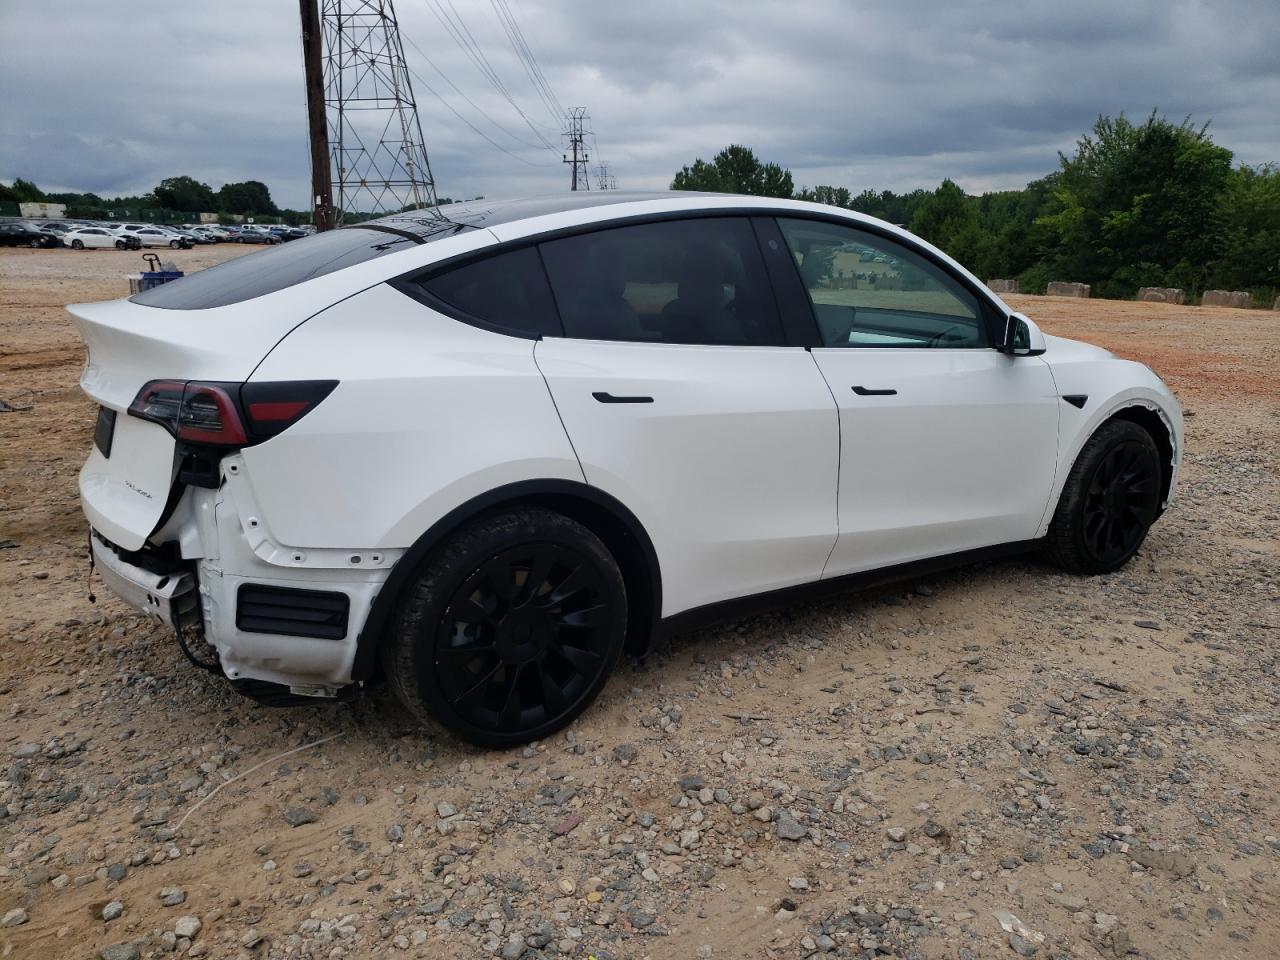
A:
592 391 653 404
851 385 897 396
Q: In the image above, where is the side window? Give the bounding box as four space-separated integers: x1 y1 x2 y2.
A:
416 245 561 337
776 218 987 348
539 217 784 345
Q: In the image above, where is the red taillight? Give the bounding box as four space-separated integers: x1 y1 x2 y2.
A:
128 380 337 448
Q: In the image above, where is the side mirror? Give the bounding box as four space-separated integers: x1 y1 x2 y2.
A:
1002 312 1047 357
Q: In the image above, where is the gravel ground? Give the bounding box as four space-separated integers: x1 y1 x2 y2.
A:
0 246 1277 960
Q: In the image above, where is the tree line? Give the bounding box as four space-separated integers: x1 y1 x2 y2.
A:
1 175 481 226
672 113 1280 303
0 174 297 223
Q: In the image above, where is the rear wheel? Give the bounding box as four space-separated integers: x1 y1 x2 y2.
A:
384 508 627 747
1045 420 1162 574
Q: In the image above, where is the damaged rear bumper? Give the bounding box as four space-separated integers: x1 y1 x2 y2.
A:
90 534 200 632
87 451 404 695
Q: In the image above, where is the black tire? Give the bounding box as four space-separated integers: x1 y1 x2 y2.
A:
383 508 627 747
29 238 41 248
115 239 126 250
1045 420 1163 574
169 239 181 249
71 239 84 250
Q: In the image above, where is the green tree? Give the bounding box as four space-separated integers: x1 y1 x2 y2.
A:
7 177 46 202
909 179 983 265
796 185 852 207
218 180 278 215
1207 164 1280 298
155 175 216 212
1037 112 1233 296
671 145 794 198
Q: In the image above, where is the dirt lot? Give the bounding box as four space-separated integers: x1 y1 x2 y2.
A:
1 245 1277 960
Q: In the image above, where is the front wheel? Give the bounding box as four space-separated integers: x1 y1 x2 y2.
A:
169 239 181 249
383 508 627 747
115 239 127 249
29 238 41 248
1045 420 1163 574
71 239 84 250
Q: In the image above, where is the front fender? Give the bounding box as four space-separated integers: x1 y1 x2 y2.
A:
1038 358 1183 536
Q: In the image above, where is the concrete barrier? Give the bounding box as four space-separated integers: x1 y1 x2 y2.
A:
1137 287 1185 304
1201 290 1252 308
986 279 1019 294
1046 281 1090 298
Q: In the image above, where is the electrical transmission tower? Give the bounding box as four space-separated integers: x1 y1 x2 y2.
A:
562 108 590 191
594 162 616 191
301 0 439 229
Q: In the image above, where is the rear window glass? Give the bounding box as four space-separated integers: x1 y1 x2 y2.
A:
130 227 420 309
414 246 562 337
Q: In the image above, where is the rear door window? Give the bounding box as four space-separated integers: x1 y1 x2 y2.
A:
538 217 784 346
131 227 421 309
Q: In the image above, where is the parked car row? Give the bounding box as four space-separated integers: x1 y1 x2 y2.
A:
0 218 314 251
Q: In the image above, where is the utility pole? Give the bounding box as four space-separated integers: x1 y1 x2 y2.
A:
562 108 590 191
300 0 336 230
594 161 616 191
308 0 439 223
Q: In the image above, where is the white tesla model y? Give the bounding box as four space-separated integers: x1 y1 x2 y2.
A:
71 193 1182 745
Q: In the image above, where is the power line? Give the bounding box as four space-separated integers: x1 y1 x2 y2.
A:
421 0 558 150
401 31 547 151
489 0 565 127
404 61 553 167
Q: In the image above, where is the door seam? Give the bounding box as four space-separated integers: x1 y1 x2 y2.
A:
532 340 588 484
807 349 843 579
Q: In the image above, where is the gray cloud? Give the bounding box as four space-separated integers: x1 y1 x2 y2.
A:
1 0 1277 210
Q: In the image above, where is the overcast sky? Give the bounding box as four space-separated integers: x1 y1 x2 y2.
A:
2 0 1278 211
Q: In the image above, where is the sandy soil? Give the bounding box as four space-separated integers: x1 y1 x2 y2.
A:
0 246 1277 960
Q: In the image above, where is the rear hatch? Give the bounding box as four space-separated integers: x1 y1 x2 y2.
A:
70 297 301 550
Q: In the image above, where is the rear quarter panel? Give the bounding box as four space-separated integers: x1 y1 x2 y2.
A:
242 282 584 549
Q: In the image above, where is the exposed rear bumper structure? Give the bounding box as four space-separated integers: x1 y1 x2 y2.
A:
90 534 200 632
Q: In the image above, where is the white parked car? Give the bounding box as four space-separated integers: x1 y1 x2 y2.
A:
115 225 190 249
63 226 137 250
69 193 1182 745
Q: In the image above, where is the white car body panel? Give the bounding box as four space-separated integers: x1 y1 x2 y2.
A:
812 348 1060 575
535 338 839 614
67 193 1184 699
244 282 584 549
1032 334 1182 526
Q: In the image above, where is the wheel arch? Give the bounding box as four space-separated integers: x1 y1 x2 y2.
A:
350 479 663 682
1040 392 1181 538
1106 404 1176 512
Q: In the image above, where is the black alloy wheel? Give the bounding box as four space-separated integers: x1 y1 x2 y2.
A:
29 238 40 248
385 508 627 747
437 542 617 734
1046 419 1163 573
71 239 83 249
1080 439 1160 565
